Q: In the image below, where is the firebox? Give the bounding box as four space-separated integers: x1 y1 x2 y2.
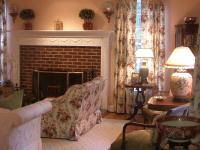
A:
32 70 84 100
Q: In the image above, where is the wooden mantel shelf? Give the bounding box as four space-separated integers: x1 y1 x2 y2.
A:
12 30 114 38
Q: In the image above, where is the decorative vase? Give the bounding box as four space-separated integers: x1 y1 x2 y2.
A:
24 21 33 30
170 72 192 101
83 20 93 30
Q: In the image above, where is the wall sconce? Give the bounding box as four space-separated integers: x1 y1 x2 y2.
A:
8 4 18 23
103 1 114 23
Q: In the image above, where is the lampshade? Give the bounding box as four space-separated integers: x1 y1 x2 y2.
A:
135 48 154 58
165 46 195 69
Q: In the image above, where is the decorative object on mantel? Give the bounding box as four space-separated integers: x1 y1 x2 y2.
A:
19 9 35 30
54 20 63 30
184 17 197 24
79 8 95 30
8 4 18 23
103 1 114 23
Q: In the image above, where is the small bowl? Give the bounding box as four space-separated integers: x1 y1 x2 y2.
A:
154 96 165 101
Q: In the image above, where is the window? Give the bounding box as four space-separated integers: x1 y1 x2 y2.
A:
135 0 142 49
135 0 142 72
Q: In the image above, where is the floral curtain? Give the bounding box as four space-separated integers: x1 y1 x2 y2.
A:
113 0 165 113
190 35 200 117
141 0 165 90
114 0 137 113
0 0 7 80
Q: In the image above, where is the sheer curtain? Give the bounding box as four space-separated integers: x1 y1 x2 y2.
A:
113 0 165 113
0 0 7 80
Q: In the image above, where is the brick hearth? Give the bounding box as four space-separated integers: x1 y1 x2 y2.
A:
20 45 101 104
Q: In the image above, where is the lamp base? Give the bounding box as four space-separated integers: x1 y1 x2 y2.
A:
170 72 192 101
139 64 149 84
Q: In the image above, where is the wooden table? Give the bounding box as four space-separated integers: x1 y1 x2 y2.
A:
125 83 156 120
147 96 189 111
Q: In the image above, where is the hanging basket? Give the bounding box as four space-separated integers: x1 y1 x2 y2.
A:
83 20 93 30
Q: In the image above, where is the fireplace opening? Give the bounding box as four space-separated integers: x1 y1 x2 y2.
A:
33 70 85 100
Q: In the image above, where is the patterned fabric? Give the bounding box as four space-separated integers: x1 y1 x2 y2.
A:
141 0 165 90
190 36 200 118
41 77 105 140
0 0 7 80
113 0 165 113
114 0 137 114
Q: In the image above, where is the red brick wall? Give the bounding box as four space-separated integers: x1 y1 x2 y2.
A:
20 45 101 104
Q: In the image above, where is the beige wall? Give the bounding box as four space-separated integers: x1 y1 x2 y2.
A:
8 0 116 31
164 0 200 90
7 0 200 92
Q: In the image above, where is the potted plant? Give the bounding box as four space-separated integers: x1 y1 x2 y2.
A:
79 8 95 30
19 9 35 30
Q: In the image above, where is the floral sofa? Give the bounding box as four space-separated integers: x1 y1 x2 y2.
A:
0 100 52 150
41 76 105 140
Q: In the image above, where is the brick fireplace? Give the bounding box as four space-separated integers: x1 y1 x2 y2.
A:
10 30 114 109
20 45 101 104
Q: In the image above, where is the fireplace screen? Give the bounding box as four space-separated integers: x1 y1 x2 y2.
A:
33 70 84 100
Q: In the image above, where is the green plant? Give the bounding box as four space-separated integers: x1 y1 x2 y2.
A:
19 9 35 20
79 8 95 20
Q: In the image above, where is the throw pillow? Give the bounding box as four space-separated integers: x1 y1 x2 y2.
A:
0 90 24 110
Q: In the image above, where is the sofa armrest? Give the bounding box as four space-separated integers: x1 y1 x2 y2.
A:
13 100 52 125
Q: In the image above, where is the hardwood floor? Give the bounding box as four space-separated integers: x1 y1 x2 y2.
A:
102 110 144 123
102 111 129 120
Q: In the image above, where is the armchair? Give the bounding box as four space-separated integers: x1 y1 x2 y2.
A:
111 104 190 150
41 76 105 140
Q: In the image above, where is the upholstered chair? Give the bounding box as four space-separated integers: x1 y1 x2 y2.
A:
41 77 105 140
110 104 189 150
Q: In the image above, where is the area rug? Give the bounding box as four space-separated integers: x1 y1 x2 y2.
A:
42 118 127 150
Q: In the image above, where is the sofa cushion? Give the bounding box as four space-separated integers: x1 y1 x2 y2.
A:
0 90 24 110
111 130 156 150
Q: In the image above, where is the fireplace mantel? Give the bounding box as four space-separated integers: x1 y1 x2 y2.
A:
10 30 114 110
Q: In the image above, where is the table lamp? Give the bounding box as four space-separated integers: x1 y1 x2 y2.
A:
165 46 195 101
135 48 153 84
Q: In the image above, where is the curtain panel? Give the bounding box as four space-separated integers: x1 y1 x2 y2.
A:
0 0 7 80
113 0 165 113
114 0 137 113
141 0 165 90
190 35 200 117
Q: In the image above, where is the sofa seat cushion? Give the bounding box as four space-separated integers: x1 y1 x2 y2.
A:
111 130 157 150
0 90 24 110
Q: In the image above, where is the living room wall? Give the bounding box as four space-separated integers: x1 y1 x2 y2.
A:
7 0 200 93
8 0 116 31
164 0 200 90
